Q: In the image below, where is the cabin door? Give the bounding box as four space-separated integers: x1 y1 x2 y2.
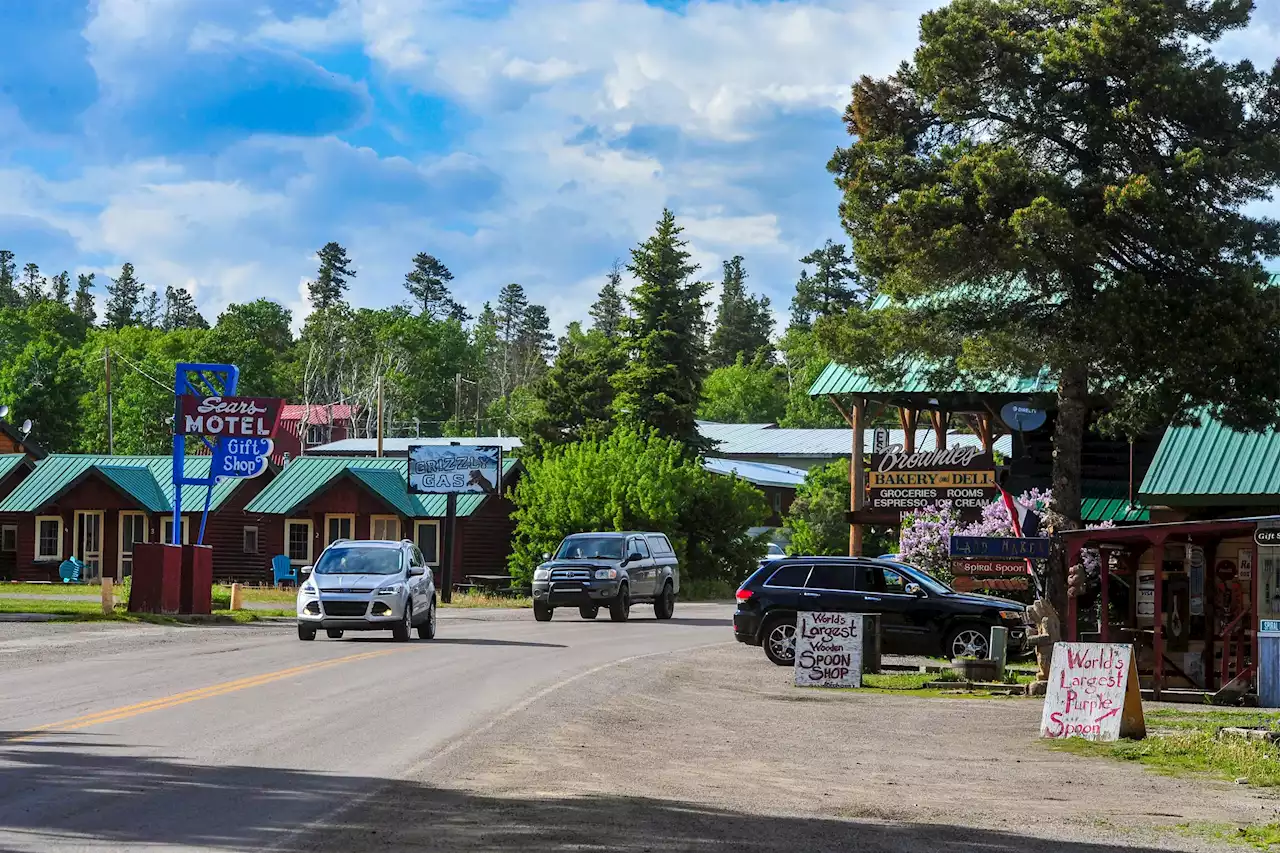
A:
74 511 104 580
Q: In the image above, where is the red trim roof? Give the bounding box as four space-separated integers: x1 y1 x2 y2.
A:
279 404 357 424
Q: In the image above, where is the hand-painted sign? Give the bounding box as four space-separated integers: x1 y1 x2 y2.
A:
1040 642 1145 741
793 611 862 688
950 536 1051 560
215 437 272 480
868 445 997 511
179 396 283 438
408 445 501 494
950 559 1031 576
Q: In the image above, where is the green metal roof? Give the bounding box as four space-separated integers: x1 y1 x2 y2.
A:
1080 480 1150 523
807 359 1056 398
0 454 30 484
1140 413 1280 504
0 455 242 514
243 456 509 517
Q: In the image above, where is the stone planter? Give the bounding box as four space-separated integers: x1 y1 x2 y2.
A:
951 658 1001 682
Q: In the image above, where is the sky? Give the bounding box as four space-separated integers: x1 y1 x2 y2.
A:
1 0 1278 335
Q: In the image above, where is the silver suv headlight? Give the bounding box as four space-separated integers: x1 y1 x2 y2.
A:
300 581 317 595
376 584 404 596
533 568 550 581
594 568 617 580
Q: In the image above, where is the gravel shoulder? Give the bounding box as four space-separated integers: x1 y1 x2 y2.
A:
308 642 1279 853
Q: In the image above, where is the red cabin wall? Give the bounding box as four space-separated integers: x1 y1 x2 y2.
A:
458 494 517 577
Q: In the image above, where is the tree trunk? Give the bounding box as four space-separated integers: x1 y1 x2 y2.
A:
1048 362 1088 620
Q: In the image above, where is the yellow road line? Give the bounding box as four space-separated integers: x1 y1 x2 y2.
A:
7 648 401 742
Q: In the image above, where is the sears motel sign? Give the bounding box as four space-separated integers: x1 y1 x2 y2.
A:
179 396 283 439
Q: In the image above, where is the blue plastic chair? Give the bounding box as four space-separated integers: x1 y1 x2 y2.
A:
271 554 296 587
59 557 85 584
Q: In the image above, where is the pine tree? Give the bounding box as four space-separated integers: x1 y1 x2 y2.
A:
404 252 465 320
0 251 15 309
790 240 867 328
589 259 627 338
494 283 529 411
613 209 710 447
524 322 623 451
19 263 44 306
163 286 208 331
73 273 96 325
104 263 144 329
709 256 774 368
140 290 161 329
49 271 70 304
516 303 555 384
309 242 354 311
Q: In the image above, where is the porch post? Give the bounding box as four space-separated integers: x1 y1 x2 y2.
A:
899 409 918 453
1253 534 1261 691
1099 547 1111 643
1066 538 1083 642
1152 532 1168 701
849 397 865 556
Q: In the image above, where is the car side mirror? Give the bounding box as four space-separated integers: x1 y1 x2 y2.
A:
299 565 312 578
627 552 642 564
408 565 425 577
904 582 924 597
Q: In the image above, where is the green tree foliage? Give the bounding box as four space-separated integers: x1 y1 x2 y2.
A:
822 0 1280 612
589 260 627 339
49 272 70 305
508 427 767 585
709 255 774 368
404 252 466 321
0 302 88 450
613 209 710 447
104 263 144 329
786 458 851 556
208 299 295 396
0 251 16 309
698 356 787 424
73 274 96 325
791 240 866 329
162 286 208 331
309 242 354 311
140 290 161 330
19 263 44 307
777 327 845 427
522 322 622 451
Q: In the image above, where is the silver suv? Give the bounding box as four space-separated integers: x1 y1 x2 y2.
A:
531 532 679 622
296 539 437 642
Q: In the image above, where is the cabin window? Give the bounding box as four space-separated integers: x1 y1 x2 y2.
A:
0 525 16 553
286 520 313 565
772 491 783 513
161 516 190 545
325 514 354 544
306 425 329 446
36 516 63 561
243 526 259 555
415 521 440 565
371 516 401 541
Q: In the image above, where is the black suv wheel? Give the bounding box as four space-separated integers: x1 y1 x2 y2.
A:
762 616 796 667
946 623 991 660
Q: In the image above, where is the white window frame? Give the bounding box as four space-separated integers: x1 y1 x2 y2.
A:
35 515 63 562
161 516 190 545
117 511 148 580
243 525 259 555
286 519 314 566
73 510 105 579
414 520 440 566
0 524 16 553
371 515 401 542
325 513 355 545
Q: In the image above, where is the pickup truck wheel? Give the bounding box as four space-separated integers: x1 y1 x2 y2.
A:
533 601 554 622
297 624 316 641
393 602 413 642
946 624 990 660
653 582 675 620
762 617 797 667
608 586 630 622
416 601 437 640
579 605 599 619
326 628 344 639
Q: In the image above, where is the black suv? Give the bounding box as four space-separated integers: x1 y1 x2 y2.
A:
734 557 1027 666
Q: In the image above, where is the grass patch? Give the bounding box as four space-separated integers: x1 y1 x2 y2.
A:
212 584 295 605
443 590 532 608
858 669 1030 698
1050 708 1280 787
0 597 285 625
0 582 103 595
1171 822 1280 850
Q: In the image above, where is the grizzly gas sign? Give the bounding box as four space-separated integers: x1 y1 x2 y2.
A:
179 396 284 438
867 445 997 511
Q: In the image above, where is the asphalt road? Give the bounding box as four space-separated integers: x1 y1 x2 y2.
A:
0 603 735 852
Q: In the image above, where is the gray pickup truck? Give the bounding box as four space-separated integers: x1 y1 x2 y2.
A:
531 532 680 623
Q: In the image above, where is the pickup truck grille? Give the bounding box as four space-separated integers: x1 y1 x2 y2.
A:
551 569 592 581
322 601 369 617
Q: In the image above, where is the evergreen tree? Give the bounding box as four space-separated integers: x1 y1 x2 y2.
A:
20 263 44 306
613 209 710 447
309 242 354 311
0 251 16 308
104 262 144 329
589 260 627 339
495 282 529 407
516 303 555 384
140 290 161 330
73 273 96 325
709 256 774 368
403 252 466 320
162 286 209 331
524 322 623 451
49 271 70 304
791 240 867 328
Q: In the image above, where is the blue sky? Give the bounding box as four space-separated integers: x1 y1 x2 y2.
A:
1 0 1277 333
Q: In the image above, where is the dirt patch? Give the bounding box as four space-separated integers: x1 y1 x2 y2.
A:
311 643 1280 852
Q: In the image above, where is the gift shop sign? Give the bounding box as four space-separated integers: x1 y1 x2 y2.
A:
793 611 863 689
1040 642 1145 742
868 445 997 511
180 396 283 438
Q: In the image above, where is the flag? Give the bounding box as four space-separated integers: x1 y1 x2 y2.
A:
999 486 1040 578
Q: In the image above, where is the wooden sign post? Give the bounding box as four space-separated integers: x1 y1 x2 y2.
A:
1040 642 1145 741
794 612 863 689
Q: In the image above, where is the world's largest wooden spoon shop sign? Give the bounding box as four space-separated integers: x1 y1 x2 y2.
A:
793 611 863 688
868 445 997 511
1040 643 1145 742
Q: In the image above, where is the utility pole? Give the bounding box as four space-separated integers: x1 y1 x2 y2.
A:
105 347 114 454
376 375 384 458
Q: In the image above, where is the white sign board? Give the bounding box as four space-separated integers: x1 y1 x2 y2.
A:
793 611 863 688
1040 642 1145 741
407 445 501 494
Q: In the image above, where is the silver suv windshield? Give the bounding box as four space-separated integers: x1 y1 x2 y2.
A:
555 536 624 560
314 547 402 575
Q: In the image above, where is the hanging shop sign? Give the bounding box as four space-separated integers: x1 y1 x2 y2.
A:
215 437 273 480
950 535 1052 561
867 445 997 511
179 396 284 438
872 427 889 454
408 445 502 494
949 559 1029 576
1256 528 1280 547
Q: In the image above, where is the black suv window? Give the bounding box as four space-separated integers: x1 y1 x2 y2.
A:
633 537 651 559
880 566 909 594
805 563 860 591
764 563 811 588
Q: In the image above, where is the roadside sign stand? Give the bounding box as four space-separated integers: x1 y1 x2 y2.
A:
442 492 456 604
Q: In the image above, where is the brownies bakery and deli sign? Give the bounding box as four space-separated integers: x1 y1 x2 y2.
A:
867 444 997 512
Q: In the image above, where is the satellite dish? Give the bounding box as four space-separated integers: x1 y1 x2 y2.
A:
1000 401 1047 432
0 405 10 419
